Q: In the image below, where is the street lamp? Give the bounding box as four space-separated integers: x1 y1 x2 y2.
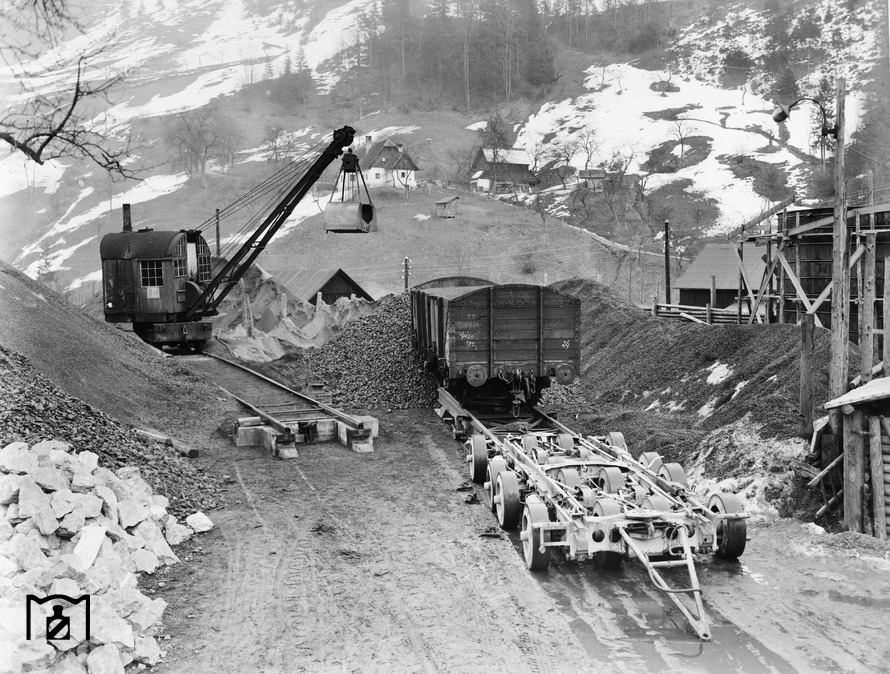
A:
771 97 837 139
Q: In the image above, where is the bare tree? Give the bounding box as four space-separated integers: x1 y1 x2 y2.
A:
1 3 134 178
551 139 578 188
672 118 691 165
165 108 229 182
479 111 511 194
577 129 601 170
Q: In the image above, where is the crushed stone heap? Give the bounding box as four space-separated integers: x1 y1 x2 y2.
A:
0 439 215 673
306 293 438 409
0 347 221 518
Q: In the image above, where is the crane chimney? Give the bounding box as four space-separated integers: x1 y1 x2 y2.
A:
122 203 132 232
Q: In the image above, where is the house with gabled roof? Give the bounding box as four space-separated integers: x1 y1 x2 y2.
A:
469 147 539 194
280 268 373 306
675 243 766 308
360 138 420 189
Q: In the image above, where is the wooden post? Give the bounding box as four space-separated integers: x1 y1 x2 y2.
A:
779 208 787 324
710 275 716 309
240 279 253 337
737 242 744 324
794 227 802 324
843 407 864 532
766 225 773 323
869 416 886 541
861 233 876 383
706 303 712 324
856 212 863 346
664 219 671 303
800 314 815 440
828 77 848 440
884 256 890 378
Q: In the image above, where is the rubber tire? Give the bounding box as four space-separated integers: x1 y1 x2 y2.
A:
638 451 663 472
658 462 689 487
556 434 574 452
708 492 747 559
522 495 552 571
641 494 673 511
605 431 626 449
487 457 507 513
469 435 488 484
556 468 582 490
597 467 625 493
495 471 522 530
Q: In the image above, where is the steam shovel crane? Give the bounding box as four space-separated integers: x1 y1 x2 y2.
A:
100 126 363 348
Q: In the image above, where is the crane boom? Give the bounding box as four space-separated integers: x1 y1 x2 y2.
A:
185 125 356 320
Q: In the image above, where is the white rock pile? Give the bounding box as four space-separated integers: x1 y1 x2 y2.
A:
0 440 214 674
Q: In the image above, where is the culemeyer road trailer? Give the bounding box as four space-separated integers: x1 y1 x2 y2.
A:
437 387 748 641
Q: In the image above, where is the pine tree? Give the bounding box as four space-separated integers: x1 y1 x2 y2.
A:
282 52 292 77
263 60 274 80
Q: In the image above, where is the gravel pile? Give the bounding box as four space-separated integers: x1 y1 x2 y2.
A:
307 293 438 409
0 347 222 518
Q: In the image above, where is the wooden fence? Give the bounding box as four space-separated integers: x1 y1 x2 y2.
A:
652 302 742 325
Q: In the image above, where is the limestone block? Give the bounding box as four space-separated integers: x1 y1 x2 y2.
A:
15 637 54 668
90 603 134 649
128 597 166 632
0 520 13 543
164 522 192 546
0 441 38 475
133 521 177 565
27 526 59 552
103 588 149 617
6 533 47 571
50 489 75 519
148 505 169 523
17 477 51 519
5 503 24 524
37 554 87 587
117 498 149 530
30 466 68 492
0 474 21 505
69 471 97 494
184 512 213 533
72 525 106 571
31 506 59 536
57 509 86 539
93 486 118 524
132 548 158 574
49 652 87 674
32 440 70 454
85 643 124 674
151 495 169 509
0 553 18 577
133 635 162 665
70 493 102 519
76 451 98 473
49 577 82 598
117 468 153 499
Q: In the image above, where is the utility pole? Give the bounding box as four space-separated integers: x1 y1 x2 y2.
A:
829 77 848 438
215 208 221 256
663 219 671 304
403 257 410 291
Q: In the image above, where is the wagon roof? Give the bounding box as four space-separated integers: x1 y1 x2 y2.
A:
100 230 185 260
417 283 578 302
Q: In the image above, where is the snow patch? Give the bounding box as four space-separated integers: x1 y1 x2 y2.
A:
706 361 733 385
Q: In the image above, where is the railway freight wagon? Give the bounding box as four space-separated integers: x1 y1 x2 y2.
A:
411 280 581 413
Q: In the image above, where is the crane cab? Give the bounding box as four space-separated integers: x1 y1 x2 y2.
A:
100 207 214 346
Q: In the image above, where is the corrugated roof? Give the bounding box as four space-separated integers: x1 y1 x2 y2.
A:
362 139 420 172
482 148 530 165
279 268 372 302
675 243 767 290
100 230 185 260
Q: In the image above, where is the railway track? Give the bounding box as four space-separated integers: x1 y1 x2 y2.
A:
181 351 373 453
437 387 748 642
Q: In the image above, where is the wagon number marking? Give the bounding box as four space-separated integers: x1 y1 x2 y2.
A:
562 340 571 349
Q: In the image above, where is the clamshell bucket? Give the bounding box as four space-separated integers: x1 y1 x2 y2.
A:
324 202 378 233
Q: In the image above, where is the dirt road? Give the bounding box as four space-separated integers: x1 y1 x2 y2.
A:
150 410 890 674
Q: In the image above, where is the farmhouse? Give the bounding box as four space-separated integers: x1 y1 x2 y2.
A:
360 138 420 189
469 147 539 194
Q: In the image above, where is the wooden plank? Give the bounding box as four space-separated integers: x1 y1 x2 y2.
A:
861 233 877 383
732 245 760 319
679 312 707 324
807 453 844 487
884 256 890 379
785 202 890 237
808 244 867 314
825 376 890 409
800 314 815 440
776 250 824 328
870 416 887 541
843 407 864 533
747 256 779 324
735 194 796 237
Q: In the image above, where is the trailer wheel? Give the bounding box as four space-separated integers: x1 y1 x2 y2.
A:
469 435 488 484
605 431 626 449
658 462 689 487
708 493 747 559
495 472 521 530
638 451 663 472
522 496 552 571
591 499 623 568
486 457 507 512
556 434 574 452
597 467 625 493
556 468 581 490
522 436 539 453
641 495 673 512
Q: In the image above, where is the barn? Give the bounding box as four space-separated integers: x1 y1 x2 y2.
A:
282 268 373 305
469 148 539 194
675 243 766 308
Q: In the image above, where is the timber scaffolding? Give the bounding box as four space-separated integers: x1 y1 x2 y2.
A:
738 199 890 539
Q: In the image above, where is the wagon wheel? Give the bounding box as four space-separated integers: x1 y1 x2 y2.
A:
521 495 552 571
535 449 550 465
658 462 689 487
591 499 623 568
556 468 582 491
486 457 507 513
495 471 522 530
641 494 673 512
522 435 539 454
556 434 574 453
469 435 488 484
708 493 747 559
638 451 663 472
597 467 625 494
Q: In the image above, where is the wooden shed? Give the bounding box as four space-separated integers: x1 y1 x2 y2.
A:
675 243 766 308
280 268 373 305
435 196 460 219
